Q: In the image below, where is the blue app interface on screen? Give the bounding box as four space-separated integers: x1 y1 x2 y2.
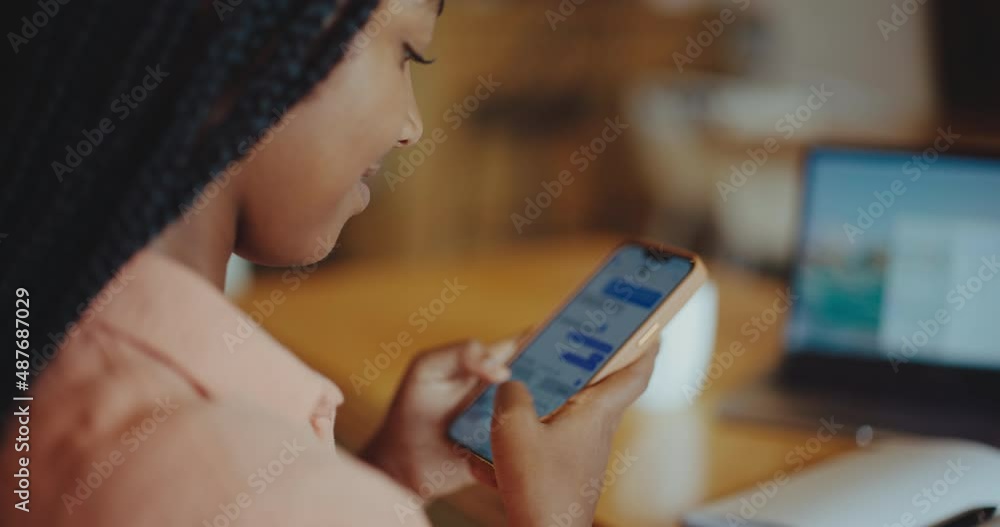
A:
448 245 694 462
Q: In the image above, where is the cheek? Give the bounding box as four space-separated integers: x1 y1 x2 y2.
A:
233 53 408 261
285 54 407 190
249 84 397 199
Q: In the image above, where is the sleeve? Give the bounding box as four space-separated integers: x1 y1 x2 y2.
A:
81 398 432 527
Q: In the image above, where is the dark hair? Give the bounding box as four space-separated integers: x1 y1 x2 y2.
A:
0 0 379 408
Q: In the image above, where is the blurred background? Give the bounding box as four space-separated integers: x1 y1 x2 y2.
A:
225 2 1000 525
318 0 1000 274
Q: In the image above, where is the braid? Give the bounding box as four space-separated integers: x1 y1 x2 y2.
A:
193 0 379 195
106 0 317 261
1 0 198 293
0 11 58 168
14 4 202 309
0 0 379 411
197 1 340 167
0 0 112 219
303 0 381 84
151 0 314 194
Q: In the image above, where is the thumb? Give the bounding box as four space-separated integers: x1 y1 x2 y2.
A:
493 381 538 428
490 382 540 473
468 457 498 488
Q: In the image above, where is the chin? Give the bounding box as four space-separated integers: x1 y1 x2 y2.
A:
351 179 372 214
236 223 345 269
298 224 347 267
237 193 362 268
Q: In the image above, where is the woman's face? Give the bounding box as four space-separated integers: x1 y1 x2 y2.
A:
234 0 439 266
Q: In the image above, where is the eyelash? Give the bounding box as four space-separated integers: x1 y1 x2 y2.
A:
404 43 435 66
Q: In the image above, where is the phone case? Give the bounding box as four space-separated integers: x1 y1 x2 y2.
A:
451 239 708 467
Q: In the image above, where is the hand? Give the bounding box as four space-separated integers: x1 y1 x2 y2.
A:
490 344 659 527
361 338 520 500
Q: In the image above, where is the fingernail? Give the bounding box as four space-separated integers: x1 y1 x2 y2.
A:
490 365 511 381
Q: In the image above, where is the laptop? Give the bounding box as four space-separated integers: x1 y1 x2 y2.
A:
724 145 1000 446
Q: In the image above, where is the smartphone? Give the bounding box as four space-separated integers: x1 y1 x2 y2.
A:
447 240 707 464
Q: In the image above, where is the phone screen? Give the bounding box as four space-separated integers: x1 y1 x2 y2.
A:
448 244 694 462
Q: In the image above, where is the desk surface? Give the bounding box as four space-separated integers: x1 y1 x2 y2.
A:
236 236 857 526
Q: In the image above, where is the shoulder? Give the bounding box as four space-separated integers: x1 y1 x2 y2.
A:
69 399 430 527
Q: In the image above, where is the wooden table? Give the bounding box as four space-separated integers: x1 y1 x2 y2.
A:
235 236 858 526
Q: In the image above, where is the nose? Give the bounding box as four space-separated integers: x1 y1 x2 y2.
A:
396 90 424 147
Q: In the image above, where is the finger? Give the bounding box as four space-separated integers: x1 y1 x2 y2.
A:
460 328 534 382
490 382 540 470
489 338 520 364
409 339 482 381
465 339 518 383
462 339 516 383
468 458 497 488
565 346 659 420
493 381 539 430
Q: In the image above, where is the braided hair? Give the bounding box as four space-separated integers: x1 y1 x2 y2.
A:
0 0 381 410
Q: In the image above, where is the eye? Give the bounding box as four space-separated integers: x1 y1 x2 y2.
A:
403 43 435 66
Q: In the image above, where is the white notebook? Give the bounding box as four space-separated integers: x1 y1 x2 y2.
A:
684 437 1000 527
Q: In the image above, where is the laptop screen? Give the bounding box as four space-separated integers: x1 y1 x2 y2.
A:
786 146 1000 371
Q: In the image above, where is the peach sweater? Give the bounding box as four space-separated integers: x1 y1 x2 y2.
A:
2 249 429 526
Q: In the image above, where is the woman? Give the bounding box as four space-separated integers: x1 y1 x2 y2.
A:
0 0 657 525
